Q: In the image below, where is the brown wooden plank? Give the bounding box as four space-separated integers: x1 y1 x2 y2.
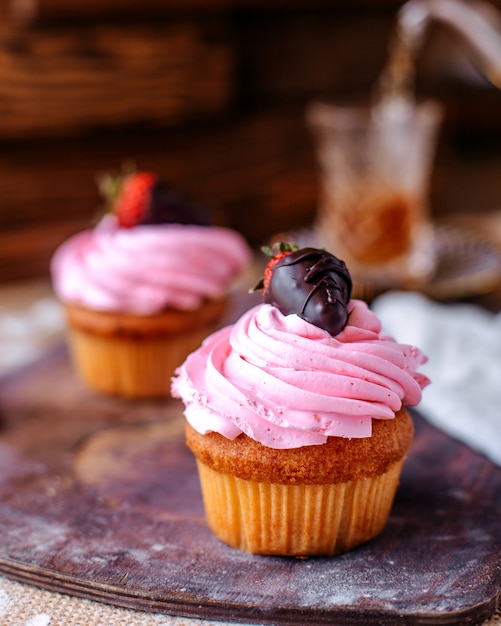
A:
0 316 499 625
0 5 396 139
236 10 392 103
0 20 233 138
0 0 406 27
0 110 319 282
3 103 501 285
0 219 91 283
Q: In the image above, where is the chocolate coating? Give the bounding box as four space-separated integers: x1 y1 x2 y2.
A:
142 180 211 226
265 248 352 336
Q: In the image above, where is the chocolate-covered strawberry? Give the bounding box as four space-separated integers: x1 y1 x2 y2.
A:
98 168 210 228
146 179 210 226
258 244 352 336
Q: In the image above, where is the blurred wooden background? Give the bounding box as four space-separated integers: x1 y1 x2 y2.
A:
1 0 501 283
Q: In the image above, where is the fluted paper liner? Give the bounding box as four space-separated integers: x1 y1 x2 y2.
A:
64 299 226 398
69 328 214 398
196 458 404 556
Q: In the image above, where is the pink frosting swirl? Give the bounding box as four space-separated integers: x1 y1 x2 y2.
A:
51 216 251 314
171 300 430 448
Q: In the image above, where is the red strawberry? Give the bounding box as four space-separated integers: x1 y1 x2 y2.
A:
252 242 299 293
97 167 211 228
112 172 156 228
253 243 352 336
264 246 352 336
263 250 292 292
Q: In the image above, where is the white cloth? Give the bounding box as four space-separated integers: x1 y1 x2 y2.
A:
0 297 64 376
372 291 501 467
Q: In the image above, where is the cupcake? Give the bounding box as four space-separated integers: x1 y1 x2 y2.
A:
51 170 252 398
171 244 429 556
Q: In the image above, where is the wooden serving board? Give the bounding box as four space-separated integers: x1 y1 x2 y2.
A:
0 345 500 626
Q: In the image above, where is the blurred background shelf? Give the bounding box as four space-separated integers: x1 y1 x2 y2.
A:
1 0 501 283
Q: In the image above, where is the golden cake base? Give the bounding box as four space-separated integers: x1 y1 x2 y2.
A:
64 298 227 398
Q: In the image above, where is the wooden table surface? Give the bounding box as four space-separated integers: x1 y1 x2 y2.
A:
1 212 501 625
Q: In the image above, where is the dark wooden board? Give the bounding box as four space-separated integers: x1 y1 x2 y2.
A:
0 343 500 625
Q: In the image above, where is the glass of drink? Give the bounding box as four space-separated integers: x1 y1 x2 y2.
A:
306 99 443 291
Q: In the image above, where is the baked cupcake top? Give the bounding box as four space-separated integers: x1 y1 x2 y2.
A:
50 171 251 315
171 245 430 449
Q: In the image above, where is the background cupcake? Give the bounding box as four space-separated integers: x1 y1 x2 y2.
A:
172 245 429 556
51 169 252 398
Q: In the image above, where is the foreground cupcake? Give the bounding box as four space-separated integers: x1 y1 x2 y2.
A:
51 170 251 398
172 244 429 556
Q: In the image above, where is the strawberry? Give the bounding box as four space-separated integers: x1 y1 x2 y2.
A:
252 242 299 293
97 167 210 228
98 170 156 228
114 172 156 228
147 179 210 226
254 244 352 337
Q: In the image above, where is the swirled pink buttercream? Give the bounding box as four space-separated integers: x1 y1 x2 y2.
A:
171 300 430 448
51 215 251 314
